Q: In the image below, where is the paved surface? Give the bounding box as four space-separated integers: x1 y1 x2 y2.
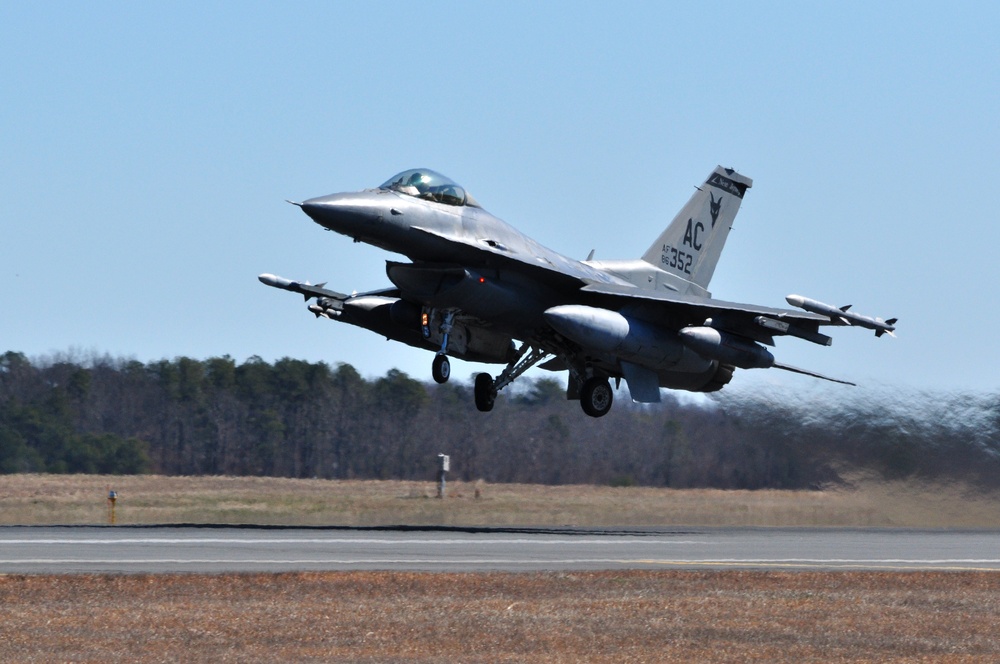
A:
2 526 1000 574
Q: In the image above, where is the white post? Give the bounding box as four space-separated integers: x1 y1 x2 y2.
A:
437 454 450 499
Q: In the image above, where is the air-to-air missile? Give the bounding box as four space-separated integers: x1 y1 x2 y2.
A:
785 294 897 337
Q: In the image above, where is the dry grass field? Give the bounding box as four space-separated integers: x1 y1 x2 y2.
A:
1 570 998 662
2 472 1000 528
3 474 1000 661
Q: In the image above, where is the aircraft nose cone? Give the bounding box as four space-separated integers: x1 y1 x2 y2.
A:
299 192 382 235
299 195 342 226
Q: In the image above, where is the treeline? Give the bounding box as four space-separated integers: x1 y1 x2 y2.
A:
2 350 999 488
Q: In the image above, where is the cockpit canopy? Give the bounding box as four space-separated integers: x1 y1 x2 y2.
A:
379 168 481 208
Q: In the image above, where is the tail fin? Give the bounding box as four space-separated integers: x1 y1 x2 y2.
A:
641 166 752 291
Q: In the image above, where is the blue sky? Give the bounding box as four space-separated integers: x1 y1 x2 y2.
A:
2 2 998 395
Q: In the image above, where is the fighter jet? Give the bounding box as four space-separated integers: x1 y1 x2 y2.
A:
260 166 895 417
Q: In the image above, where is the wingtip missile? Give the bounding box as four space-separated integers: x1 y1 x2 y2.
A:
259 273 348 301
786 294 896 337
259 273 295 290
259 273 311 301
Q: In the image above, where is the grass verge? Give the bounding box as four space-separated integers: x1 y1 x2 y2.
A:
2 473 1000 527
1 570 997 662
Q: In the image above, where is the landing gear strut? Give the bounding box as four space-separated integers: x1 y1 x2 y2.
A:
473 342 550 413
471 341 616 417
429 310 456 384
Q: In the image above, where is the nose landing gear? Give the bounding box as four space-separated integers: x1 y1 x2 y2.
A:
432 353 451 384
426 309 457 384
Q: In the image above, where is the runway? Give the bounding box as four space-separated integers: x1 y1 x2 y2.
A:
3 526 1000 574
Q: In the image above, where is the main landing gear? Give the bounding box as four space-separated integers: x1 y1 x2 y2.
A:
474 372 495 411
473 342 549 413
472 342 614 418
580 376 613 418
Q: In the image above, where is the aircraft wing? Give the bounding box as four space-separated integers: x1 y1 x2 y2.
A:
410 225 622 288
579 281 833 347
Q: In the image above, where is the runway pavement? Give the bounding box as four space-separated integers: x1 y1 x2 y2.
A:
3 526 1000 574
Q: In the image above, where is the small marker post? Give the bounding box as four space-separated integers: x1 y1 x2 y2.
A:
107 487 117 525
437 454 450 499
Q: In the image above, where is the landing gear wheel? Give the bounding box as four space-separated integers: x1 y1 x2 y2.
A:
580 377 613 418
432 354 451 384
474 373 496 412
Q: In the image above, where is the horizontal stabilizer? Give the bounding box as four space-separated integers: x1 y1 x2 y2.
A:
773 362 856 386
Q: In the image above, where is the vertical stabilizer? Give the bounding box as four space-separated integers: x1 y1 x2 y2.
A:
641 166 752 291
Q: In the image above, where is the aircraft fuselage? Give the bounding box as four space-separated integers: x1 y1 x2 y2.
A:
262 167 895 416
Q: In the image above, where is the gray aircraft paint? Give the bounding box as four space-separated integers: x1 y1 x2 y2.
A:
262 166 894 417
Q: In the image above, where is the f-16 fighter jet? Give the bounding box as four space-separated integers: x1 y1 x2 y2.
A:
261 166 895 417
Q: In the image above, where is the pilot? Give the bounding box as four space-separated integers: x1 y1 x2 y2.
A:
399 171 425 197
